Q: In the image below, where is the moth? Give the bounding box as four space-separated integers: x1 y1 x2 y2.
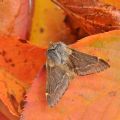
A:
46 42 110 107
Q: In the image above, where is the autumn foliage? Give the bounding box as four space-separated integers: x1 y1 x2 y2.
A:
0 0 120 120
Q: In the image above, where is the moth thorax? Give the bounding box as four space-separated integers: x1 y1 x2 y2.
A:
47 42 72 65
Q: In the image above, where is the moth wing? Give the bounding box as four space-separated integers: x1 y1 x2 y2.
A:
46 65 70 107
69 49 110 76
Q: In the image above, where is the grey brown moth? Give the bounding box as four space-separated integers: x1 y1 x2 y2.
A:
46 42 110 107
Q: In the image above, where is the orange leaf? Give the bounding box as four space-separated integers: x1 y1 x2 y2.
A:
0 35 46 118
0 100 18 120
0 67 26 117
21 30 120 120
0 35 46 83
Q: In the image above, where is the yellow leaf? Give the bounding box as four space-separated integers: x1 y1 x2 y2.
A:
30 0 76 48
0 67 27 117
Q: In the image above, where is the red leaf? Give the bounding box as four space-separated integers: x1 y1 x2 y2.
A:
52 0 120 38
0 0 31 39
11 0 32 40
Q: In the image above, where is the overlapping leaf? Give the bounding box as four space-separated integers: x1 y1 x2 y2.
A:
0 68 26 117
0 101 18 120
0 0 31 39
29 0 77 48
52 0 120 38
0 0 120 120
21 30 120 120
0 112 10 120
0 35 46 119
0 35 46 83
11 0 32 40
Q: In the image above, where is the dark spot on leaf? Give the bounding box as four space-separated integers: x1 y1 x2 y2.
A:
19 39 27 43
1 0 3 2
16 44 20 47
20 100 26 110
4 58 12 63
8 58 12 63
107 59 110 62
71 99 74 102
108 23 112 26
11 63 15 67
20 92 26 109
40 27 44 33
24 59 27 63
2 50 6 56
64 15 69 23
18 51 21 55
15 81 19 85
9 94 18 111
108 91 117 96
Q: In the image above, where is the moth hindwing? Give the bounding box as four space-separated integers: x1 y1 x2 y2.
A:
46 42 110 107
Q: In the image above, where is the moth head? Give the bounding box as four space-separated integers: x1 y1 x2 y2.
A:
47 42 72 65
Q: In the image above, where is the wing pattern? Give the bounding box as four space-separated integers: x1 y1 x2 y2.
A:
69 49 110 75
46 65 70 107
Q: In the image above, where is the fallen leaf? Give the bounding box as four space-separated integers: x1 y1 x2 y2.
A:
29 0 77 48
0 112 9 120
21 30 120 120
11 0 32 40
0 67 26 117
0 35 46 119
0 0 31 39
52 0 120 38
0 0 20 35
0 100 18 120
0 35 46 83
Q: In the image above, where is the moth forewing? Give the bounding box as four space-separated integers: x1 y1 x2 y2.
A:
69 48 110 76
46 64 71 107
